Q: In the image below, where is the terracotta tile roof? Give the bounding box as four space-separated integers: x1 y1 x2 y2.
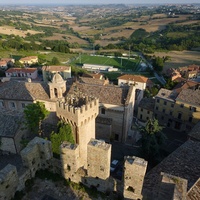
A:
0 60 7 66
176 89 200 106
188 121 200 141
0 110 24 137
6 68 37 73
79 77 106 85
67 82 129 105
174 80 199 93
1 58 14 62
187 178 200 200
156 88 178 101
19 56 38 61
118 74 148 83
143 140 200 198
42 65 71 72
0 81 50 101
82 73 103 79
138 98 155 111
173 77 186 83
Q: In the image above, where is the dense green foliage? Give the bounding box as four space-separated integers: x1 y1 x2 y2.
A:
140 119 166 163
50 121 74 156
123 23 200 53
24 102 50 134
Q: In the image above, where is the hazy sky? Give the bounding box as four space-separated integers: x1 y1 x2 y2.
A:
0 0 198 5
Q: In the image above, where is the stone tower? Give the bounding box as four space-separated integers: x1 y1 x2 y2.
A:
123 156 147 200
87 138 111 180
60 141 81 182
48 73 66 99
56 93 99 168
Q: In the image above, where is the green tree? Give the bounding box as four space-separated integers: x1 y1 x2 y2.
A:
140 119 166 163
50 121 74 157
24 102 50 135
51 57 60 65
14 60 24 68
153 56 164 73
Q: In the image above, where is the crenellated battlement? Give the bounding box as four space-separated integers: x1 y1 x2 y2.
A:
56 94 99 126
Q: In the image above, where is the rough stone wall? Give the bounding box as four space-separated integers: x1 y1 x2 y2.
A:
123 156 147 200
155 172 188 200
95 122 112 142
0 164 19 200
0 137 16 154
60 142 80 181
20 137 53 177
87 139 111 180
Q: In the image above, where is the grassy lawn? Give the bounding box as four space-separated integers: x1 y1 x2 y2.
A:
71 54 140 70
0 50 77 63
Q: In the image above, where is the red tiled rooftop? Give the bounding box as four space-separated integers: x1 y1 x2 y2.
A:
6 68 37 73
118 74 148 83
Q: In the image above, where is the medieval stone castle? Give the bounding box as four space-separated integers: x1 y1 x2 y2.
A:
1 73 200 200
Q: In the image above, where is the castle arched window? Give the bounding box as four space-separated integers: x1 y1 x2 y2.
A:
54 88 58 98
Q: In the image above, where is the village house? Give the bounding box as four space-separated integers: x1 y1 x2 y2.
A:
5 68 38 79
117 74 153 110
154 88 200 131
42 65 71 82
137 98 155 123
19 56 38 65
0 60 8 70
179 64 200 80
165 67 182 81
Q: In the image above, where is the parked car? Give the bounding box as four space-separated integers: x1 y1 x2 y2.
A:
110 160 119 172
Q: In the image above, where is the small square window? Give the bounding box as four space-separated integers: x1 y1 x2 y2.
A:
164 101 167 105
163 109 165 113
22 103 26 108
157 99 160 103
156 106 158 110
10 102 15 108
178 113 182 119
171 104 174 108
189 116 193 122
180 104 184 108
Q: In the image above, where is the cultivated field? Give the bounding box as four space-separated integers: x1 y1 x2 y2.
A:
148 50 200 72
0 26 43 37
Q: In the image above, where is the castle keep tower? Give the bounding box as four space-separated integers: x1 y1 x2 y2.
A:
56 93 99 168
123 156 147 200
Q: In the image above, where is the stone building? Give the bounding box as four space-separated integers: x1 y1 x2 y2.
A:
67 82 136 143
117 74 153 110
0 110 29 154
19 56 38 65
137 98 155 123
5 68 38 79
154 88 200 131
42 65 71 82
